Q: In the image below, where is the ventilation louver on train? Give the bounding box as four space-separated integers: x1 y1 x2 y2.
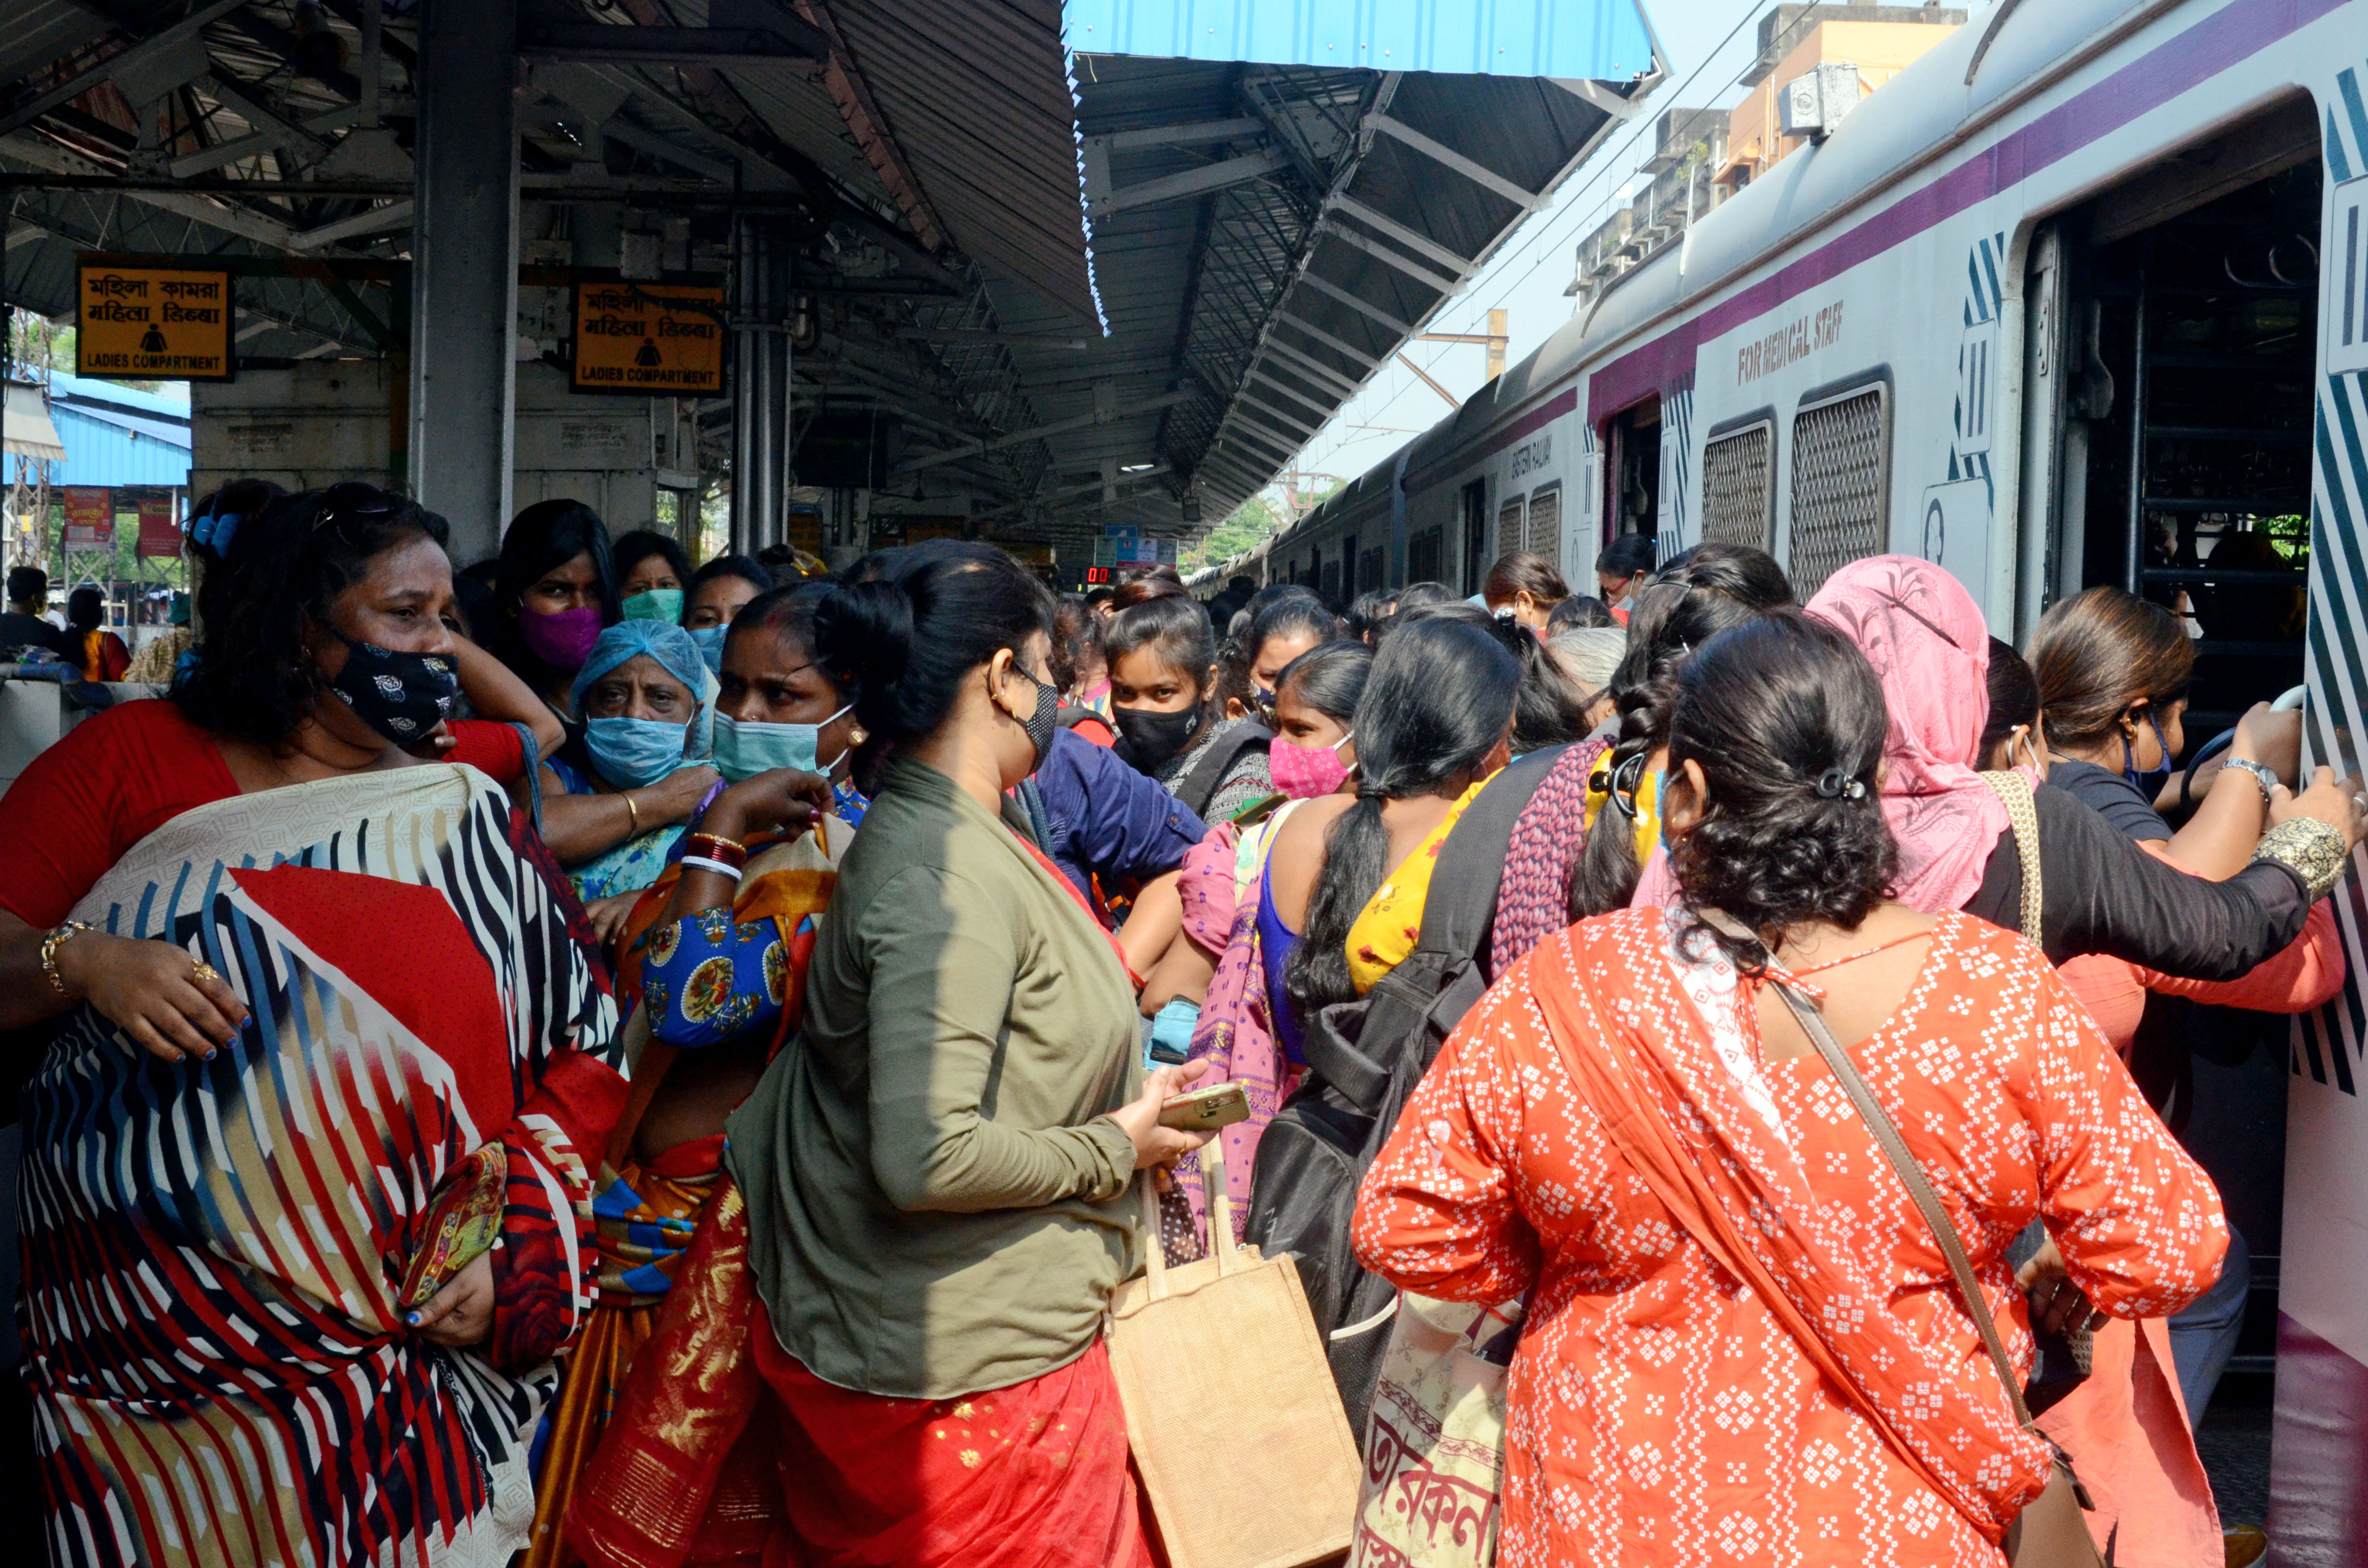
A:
1788 388 1888 597
1700 420 1775 550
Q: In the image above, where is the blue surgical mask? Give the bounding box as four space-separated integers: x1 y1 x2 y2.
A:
621 588 685 624
689 624 727 675
713 706 853 783
586 715 692 790
2123 710 2174 798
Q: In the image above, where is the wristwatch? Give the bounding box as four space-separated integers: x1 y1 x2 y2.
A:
2223 757 2281 803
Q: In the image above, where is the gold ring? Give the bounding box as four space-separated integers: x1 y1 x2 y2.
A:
191 960 222 987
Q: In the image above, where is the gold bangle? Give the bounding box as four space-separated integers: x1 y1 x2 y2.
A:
623 791 641 834
2252 816 2348 900
40 920 93 998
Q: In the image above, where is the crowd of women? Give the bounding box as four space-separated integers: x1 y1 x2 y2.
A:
0 475 2356 1568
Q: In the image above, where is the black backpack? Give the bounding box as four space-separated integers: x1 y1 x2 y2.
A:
1244 743 1569 1437
1168 719 1273 820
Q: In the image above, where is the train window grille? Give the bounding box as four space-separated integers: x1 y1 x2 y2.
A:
1700 418 1775 549
1788 383 1889 597
1497 498 1526 559
1525 486 1562 562
1359 547 1385 591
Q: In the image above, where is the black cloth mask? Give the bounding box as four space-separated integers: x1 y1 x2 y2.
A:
327 634 459 744
1114 704 1203 775
1017 668 1059 772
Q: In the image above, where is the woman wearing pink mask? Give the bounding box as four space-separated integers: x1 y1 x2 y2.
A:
1139 640 1370 1258
492 499 620 716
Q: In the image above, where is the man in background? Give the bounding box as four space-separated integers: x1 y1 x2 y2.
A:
0 568 66 659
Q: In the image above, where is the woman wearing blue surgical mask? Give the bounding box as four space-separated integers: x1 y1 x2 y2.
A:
705 581 871 824
530 620 720 941
683 553 771 678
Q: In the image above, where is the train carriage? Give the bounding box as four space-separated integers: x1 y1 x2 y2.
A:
1263 0 2368 1540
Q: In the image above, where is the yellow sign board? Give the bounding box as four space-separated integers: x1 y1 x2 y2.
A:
572 283 725 393
77 263 233 380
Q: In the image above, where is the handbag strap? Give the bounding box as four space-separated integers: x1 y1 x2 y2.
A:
1772 981 2035 1431
1977 771 2043 944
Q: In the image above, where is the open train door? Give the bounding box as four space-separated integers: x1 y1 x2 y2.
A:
2271 99 2368 1563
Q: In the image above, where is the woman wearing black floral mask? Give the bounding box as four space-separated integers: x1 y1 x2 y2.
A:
0 481 625 1567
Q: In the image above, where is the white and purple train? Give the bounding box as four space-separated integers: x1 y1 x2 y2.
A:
1238 0 2368 1544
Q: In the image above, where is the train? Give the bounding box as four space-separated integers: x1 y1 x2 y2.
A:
1220 0 2368 1528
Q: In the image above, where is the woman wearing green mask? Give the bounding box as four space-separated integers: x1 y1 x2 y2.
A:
683 552 771 678
528 585 852 1560
615 529 691 624
530 621 720 942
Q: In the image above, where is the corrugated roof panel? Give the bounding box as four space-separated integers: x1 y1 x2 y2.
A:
816 0 1101 326
1068 0 1657 79
50 404 195 487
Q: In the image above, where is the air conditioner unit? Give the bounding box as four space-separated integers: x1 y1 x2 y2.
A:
1778 62 1862 144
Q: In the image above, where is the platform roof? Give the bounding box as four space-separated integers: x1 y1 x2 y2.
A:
0 0 1660 557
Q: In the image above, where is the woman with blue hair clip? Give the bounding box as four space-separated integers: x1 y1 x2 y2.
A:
529 619 722 941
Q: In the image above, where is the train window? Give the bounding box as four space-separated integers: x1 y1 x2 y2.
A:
1700 411 1776 550
1360 545 1385 590
1320 557 1340 600
1459 479 1490 593
1408 526 1444 583
1342 532 1359 595
1496 497 1526 561
1526 486 1562 562
1788 376 1892 598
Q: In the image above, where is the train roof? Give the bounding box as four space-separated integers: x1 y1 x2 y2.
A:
1398 0 2154 487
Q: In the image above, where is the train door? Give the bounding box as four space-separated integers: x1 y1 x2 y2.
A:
2022 93 2322 1420
1458 478 1489 594
1606 397 1662 553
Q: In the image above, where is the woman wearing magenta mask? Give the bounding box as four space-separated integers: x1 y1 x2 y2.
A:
493 499 620 714
530 620 721 944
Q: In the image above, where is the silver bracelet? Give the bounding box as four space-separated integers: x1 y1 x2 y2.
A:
2222 756 2280 804
680 855 743 882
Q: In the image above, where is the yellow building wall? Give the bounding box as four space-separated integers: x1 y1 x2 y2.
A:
1722 18 1961 182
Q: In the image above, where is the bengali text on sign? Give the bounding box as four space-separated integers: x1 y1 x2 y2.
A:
77 263 233 380
571 283 725 393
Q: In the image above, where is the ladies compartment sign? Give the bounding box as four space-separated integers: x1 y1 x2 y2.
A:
572 283 725 393
77 263 232 380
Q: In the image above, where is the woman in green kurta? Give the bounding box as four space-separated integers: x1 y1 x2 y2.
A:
573 540 1210 1568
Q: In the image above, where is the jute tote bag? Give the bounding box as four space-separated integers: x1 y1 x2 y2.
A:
1107 1149 1364 1568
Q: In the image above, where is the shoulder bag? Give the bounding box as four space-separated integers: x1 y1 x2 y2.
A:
1773 983 2107 1568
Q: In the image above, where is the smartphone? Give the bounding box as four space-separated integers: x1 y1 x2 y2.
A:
1159 1080 1251 1131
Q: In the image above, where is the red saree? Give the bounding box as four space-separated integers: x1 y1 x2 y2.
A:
565 1180 1150 1568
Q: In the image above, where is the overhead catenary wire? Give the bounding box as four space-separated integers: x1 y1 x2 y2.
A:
1298 0 1828 471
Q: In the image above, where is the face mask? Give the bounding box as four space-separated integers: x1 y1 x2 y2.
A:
1005 663 1060 772
518 605 603 672
1114 704 1202 774
1269 731 1353 798
326 635 459 744
621 588 685 624
1248 685 1277 721
2122 710 2174 797
586 715 691 790
689 625 727 676
713 705 853 783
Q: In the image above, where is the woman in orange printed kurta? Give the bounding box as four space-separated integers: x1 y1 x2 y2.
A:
1353 613 2226 1567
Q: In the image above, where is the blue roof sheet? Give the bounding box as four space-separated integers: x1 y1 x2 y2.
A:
1066 0 1658 79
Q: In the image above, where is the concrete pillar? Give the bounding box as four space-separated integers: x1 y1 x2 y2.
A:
410 0 519 567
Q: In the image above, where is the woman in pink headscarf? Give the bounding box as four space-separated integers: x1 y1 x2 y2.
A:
1806 555 2362 1566
1804 556 2349 963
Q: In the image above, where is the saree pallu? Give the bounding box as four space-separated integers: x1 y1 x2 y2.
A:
24 764 625 1568
566 1182 1148 1568
533 825 847 1568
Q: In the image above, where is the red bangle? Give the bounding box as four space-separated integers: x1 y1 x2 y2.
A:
683 833 748 870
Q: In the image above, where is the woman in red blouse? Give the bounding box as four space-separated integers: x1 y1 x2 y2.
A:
0 482 624 1568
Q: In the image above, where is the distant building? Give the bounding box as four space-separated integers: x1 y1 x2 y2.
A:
1568 3 1964 307
1716 3 1965 195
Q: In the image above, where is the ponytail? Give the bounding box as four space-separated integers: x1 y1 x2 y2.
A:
1284 616 1518 1018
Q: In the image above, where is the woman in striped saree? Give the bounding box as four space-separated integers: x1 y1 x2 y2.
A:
0 485 626 1568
